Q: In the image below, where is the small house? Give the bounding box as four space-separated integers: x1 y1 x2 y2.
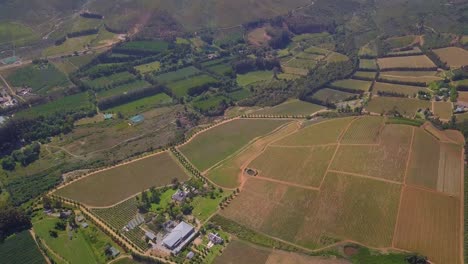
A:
172 189 187 202
186 251 195 259
81 222 89 228
76 215 85 222
105 245 120 258
208 233 224 245
145 231 157 242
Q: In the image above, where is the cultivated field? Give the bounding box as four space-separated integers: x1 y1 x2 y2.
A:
373 82 429 97
340 116 384 144
254 100 324 116
273 117 354 146
330 79 372 92
330 124 412 182
394 186 461 264
237 71 273 87
359 59 378 71
377 55 436 70
433 101 453 120
353 71 377 80
249 145 336 187
134 61 161 74
214 240 349 264
55 152 189 206
155 66 202 83
106 93 172 117
366 97 431 117
247 27 270 46
0 231 45 264
96 80 151 99
433 47 468 68
7 63 70 94
379 71 441 85
206 121 299 188
311 88 356 103
167 74 218 97
180 119 289 172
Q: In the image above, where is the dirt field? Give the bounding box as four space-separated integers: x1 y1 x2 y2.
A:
54 152 189 206
249 145 336 187
206 121 299 188
247 27 271 46
437 143 462 196
457 91 468 105
433 101 453 121
340 116 384 144
394 186 461 264
273 117 354 146
179 119 289 172
379 71 441 85
377 55 436 70
373 82 429 97
214 240 350 264
366 97 431 117
433 47 468 68
330 125 412 182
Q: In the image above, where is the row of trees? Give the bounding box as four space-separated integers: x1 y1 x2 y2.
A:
2 142 41 171
97 85 167 110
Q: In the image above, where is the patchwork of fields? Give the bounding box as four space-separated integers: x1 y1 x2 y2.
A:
377 55 436 70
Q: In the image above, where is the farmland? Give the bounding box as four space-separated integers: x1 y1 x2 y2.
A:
237 71 273 87
119 40 169 53
379 71 441 84
254 100 324 116
330 79 372 92
96 80 151 99
394 186 461 264
84 71 136 90
366 97 431 117
179 119 289 172
134 61 161 74
377 55 436 70
249 145 336 187
16 92 94 118
0 231 45 264
154 66 201 83
353 71 377 80
167 74 218 97
359 59 377 71
373 82 429 97
7 63 70 94
0 22 39 46
54 152 189 206
311 88 356 103
273 117 354 146
340 116 384 144
106 92 172 117
433 47 468 68
433 101 453 120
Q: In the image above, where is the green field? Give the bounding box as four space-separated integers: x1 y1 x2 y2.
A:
179 119 289 172
7 63 70 94
359 59 378 70
311 88 356 103
84 71 136 90
0 22 39 46
192 95 230 112
105 92 172 117
55 152 189 206
155 66 202 83
119 40 169 53
331 79 372 92
366 97 431 117
207 63 233 76
135 61 161 74
254 100 324 116
237 71 273 87
97 80 151 99
43 34 98 57
385 35 415 49
167 74 218 97
353 71 377 80
16 92 94 118
373 82 429 97
0 231 45 264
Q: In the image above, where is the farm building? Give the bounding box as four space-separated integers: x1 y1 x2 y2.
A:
145 231 157 242
1 56 20 65
172 189 189 202
103 113 114 120
129 114 144 126
105 245 120 258
162 221 196 254
208 233 224 245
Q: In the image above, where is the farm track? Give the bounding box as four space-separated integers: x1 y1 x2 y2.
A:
29 230 53 264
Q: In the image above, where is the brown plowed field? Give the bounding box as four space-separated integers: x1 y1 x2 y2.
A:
394 186 461 264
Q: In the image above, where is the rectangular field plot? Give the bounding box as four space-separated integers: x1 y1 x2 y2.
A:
377 55 436 70
340 116 384 144
248 145 336 187
222 173 401 249
379 71 441 85
206 122 299 189
373 82 429 97
167 74 218 97
154 66 201 83
311 88 357 103
353 71 377 80
359 59 377 70
330 124 412 182
54 152 189 207
366 97 431 117
237 71 273 87
179 119 289 172
96 80 151 99
0 231 46 264
106 93 172 117
433 47 468 68
433 101 453 121
437 143 462 196
394 186 461 264
273 117 354 146
330 79 372 92
254 100 324 116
